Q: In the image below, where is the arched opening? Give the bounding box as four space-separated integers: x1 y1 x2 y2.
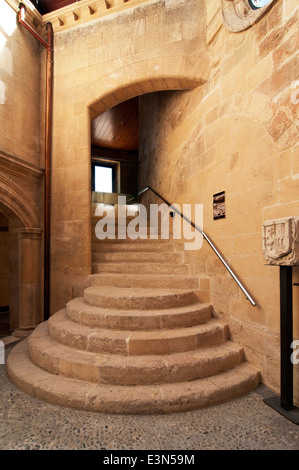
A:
0 211 10 337
0 203 24 337
88 78 197 237
91 96 139 207
0 176 42 337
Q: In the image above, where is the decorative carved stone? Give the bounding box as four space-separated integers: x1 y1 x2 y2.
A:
262 217 299 266
221 0 276 33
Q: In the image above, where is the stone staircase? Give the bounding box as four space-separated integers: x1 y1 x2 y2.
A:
7 207 260 414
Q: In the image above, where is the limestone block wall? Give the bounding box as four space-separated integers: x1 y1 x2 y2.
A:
0 0 41 167
0 0 43 218
49 0 209 314
139 0 299 402
0 1 44 333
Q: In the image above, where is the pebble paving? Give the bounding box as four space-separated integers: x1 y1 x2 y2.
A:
0 347 298 451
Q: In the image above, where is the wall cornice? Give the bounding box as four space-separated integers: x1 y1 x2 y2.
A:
0 150 44 183
41 0 154 33
4 0 43 30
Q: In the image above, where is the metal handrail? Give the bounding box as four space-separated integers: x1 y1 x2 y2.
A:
131 185 256 306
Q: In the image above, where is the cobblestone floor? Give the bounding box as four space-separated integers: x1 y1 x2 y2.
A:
0 347 298 451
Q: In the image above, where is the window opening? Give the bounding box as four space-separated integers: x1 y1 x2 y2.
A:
92 163 116 193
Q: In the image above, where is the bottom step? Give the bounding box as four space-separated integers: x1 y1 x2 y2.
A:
7 340 260 415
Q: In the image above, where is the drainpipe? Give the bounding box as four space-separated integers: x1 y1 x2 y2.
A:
18 3 53 321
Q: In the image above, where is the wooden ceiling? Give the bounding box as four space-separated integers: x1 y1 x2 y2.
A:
29 0 79 14
91 97 139 152
29 1 140 153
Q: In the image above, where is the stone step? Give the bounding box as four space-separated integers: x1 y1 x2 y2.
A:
92 219 160 229
93 230 161 240
92 233 175 242
92 262 191 275
91 199 136 211
66 297 212 330
48 310 228 356
83 286 196 310
92 240 178 252
7 340 260 414
87 273 199 289
92 251 185 264
91 214 151 223
28 322 244 386
91 214 165 225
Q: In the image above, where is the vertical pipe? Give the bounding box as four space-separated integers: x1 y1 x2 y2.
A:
44 23 53 320
18 4 53 321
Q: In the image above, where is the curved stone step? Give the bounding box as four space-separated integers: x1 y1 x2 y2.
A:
28 322 244 386
92 251 184 264
88 273 199 289
83 286 196 310
66 297 212 330
92 262 191 275
48 310 228 355
7 340 260 415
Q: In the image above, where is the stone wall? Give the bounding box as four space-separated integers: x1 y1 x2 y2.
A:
49 0 209 314
0 0 41 166
0 0 43 218
139 0 299 402
0 0 44 333
2 0 297 400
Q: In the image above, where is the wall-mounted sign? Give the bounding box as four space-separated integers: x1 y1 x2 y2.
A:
213 191 225 220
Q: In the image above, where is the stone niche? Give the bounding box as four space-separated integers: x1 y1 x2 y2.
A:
262 217 299 266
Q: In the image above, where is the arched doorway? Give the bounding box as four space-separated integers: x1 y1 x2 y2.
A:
91 96 139 207
0 211 9 337
88 74 201 202
0 174 42 337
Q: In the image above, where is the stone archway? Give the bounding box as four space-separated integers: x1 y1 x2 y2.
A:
88 75 206 119
50 0 210 314
0 174 40 228
51 76 206 315
0 174 42 336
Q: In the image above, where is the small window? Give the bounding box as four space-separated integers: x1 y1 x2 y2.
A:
248 0 272 9
92 163 115 193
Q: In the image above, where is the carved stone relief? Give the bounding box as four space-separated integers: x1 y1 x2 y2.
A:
221 0 277 32
262 217 299 266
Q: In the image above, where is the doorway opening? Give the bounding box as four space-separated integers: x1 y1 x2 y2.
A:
0 211 10 338
91 96 139 207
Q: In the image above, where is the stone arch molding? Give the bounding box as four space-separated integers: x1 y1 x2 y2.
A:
222 0 277 32
0 173 40 228
87 70 207 119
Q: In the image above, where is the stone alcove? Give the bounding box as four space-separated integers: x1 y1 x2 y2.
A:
0 173 42 336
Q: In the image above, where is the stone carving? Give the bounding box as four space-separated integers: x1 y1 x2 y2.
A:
221 0 275 33
262 217 299 266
